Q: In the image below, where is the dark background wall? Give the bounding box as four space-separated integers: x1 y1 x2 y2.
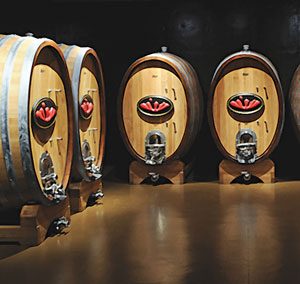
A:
3 0 300 182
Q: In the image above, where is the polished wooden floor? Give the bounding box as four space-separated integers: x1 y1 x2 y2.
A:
1 180 300 283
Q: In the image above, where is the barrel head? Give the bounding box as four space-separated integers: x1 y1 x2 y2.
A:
208 47 284 163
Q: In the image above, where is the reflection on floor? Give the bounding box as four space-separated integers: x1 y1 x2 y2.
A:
0 180 300 284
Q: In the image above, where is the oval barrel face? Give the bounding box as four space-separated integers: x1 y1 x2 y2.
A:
122 66 188 160
29 63 69 193
213 67 279 158
61 45 105 181
209 50 284 164
78 62 102 169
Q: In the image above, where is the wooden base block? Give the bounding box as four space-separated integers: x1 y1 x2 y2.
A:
219 158 275 184
129 160 189 185
68 179 103 214
0 197 70 246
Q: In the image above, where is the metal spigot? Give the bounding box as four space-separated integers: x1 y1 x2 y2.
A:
241 170 251 182
149 172 160 183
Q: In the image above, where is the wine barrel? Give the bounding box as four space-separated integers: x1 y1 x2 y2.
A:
59 44 106 182
208 45 285 164
0 34 74 209
118 48 203 165
288 65 300 143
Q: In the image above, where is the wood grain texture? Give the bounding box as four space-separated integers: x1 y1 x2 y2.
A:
123 67 187 158
78 67 101 163
219 158 275 184
118 52 203 163
0 198 70 246
129 160 185 184
213 67 279 157
0 35 74 208
29 64 69 189
208 50 284 162
60 44 106 181
68 179 102 214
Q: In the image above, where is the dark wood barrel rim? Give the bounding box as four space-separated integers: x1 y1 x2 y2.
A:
117 52 203 163
207 50 285 162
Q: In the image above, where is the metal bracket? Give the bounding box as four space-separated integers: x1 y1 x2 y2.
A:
236 129 257 164
148 172 160 183
241 170 251 181
145 130 166 165
39 152 66 203
82 140 102 180
87 189 104 207
48 217 70 236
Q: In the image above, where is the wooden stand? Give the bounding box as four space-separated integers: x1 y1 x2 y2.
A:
219 158 275 184
129 160 192 184
68 179 102 214
0 198 70 246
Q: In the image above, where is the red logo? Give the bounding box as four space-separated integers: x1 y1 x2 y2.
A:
80 95 94 120
227 93 265 122
137 96 174 117
32 98 57 129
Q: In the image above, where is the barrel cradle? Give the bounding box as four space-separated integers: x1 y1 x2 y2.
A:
118 48 203 183
208 45 284 183
59 43 106 212
0 34 74 210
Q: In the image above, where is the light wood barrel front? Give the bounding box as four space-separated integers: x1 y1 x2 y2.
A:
208 50 284 162
118 52 203 163
213 67 279 157
123 67 187 158
0 35 73 209
60 44 106 182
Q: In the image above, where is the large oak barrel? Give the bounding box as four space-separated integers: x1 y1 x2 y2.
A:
0 34 74 209
288 65 300 143
118 48 203 165
208 45 285 164
59 44 106 182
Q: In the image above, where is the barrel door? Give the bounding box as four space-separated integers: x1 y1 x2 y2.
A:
59 44 106 182
208 45 284 164
0 34 73 209
118 50 203 165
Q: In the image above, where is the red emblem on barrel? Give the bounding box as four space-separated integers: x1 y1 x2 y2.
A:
227 93 265 122
137 96 174 118
32 98 57 129
80 94 94 120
